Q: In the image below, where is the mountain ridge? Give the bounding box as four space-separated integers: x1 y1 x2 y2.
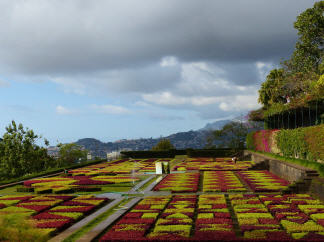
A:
74 119 231 157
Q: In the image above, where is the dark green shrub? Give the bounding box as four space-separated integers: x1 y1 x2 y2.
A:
276 128 308 159
246 131 256 150
304 124 324 161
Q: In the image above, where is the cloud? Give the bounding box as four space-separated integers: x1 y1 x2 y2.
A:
147 112 184 121
51 61 181 95
0 80 10 87
90 104 130 115
0 1 317 122
160 56 178 67
56 105 76 115
0 0 316 75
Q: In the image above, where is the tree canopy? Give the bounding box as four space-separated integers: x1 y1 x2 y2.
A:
253 1 324 120
57 143 88 165
207 121 249 151
0 121 54 178
151 139 175 151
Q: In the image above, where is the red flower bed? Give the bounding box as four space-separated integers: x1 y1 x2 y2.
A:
100 231 146 241
124 212 143 219
153 173 199 192
50 205 95 213
61 201 95 206
46 195 75 200
16 204 51 213
193 231 237 241
0 196 34 201
24 179 65 187
36 219 71 229
116 218 155 225
237 170 290 192
203 171 246 192
196 218 232 224
33 212 73 220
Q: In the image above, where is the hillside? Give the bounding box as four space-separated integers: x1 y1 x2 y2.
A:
75 119 231 157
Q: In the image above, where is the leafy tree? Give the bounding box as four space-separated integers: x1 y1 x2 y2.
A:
0 121 53 178
208 121 248 150
207 120 262 151
256 1 323 112
258 69 285 106
289 1 324 73
57 143 87 165
151 139 175 151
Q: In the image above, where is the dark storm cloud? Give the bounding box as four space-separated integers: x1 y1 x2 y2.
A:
0 0 316 75
0 0 318 121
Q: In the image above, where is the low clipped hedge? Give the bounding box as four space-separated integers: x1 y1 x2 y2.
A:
121 148 240 158
186 148 240 157
121 150 186 158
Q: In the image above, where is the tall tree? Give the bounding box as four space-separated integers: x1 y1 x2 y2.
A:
207 119 263 151
0 121 53 178
151 139 175 151
258 69 285 106
208 121 248 151
290 1 324 73
57 143 87 165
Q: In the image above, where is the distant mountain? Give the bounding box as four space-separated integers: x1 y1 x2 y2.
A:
199 119 231 131
75 119 234 158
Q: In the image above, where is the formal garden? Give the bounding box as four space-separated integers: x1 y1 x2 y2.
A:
0 156 324 241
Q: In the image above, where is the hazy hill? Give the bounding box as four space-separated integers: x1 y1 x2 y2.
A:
74 119 231 157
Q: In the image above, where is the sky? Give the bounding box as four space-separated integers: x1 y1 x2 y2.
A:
0 0 318 145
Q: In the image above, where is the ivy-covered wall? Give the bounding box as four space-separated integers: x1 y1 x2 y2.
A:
247 124 324 162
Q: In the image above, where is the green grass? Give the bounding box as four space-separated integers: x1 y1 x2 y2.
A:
0 185 32 196
139 175 160 191
63 199 130 242
249 150 324 177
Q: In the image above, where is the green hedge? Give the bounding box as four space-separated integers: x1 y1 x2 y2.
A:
121 149 240 158
276 128 308 159
276 124 324 161
246 131 256 150
121 150 186 158
186 149 240 158
247 124 324 163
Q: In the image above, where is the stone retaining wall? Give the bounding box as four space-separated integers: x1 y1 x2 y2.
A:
244 150 320 194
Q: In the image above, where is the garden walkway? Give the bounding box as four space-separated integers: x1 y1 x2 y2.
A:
77 197 141 242
49 197 124 242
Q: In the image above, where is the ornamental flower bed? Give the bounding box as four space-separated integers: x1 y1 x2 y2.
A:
101 195 237 241
22 173 141 194
100 196 171 241
0 194 109 237
0 195 34 206
21 158 156 194
229 194 290 240
99 194 324 241
173 160 253 171
33 195 108 233
259 194 324 240
153 173 199 193
147 195 196 239
193 194 236 240
236 170 290 192
203 171 247 192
